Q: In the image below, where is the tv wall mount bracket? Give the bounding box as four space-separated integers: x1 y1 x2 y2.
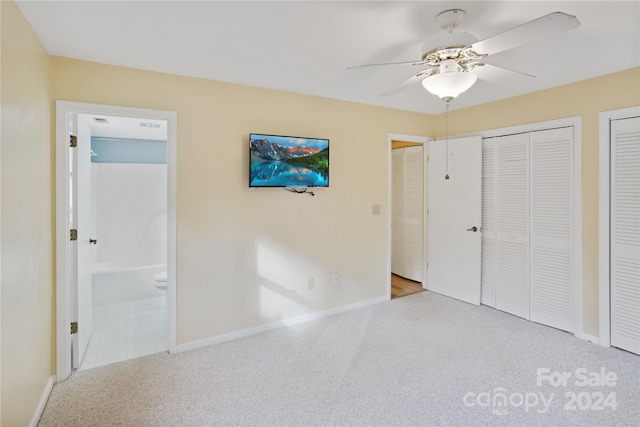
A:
284 187 315 196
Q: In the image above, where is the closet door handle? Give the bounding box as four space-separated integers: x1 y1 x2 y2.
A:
466 226 478 232
89 238 98 245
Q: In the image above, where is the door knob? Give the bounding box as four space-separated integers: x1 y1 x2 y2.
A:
466 226 478 232
89 238 98 245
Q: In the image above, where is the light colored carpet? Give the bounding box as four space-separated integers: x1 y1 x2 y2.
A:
39 291 639 426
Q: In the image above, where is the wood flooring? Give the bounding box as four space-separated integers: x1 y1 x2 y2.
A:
391 274 425 299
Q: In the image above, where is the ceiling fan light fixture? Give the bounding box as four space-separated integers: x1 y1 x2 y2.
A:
421 72 477 99
421 59 477 100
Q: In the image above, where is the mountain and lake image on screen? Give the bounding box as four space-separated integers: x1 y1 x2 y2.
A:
250 133 329 187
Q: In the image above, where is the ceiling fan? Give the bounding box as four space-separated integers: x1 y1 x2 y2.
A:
349 9 580 102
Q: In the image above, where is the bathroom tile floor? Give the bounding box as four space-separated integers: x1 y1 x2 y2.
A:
79 296 169 371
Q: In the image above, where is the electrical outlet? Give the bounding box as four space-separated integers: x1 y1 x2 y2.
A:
332 274 340 285
307 278 314 290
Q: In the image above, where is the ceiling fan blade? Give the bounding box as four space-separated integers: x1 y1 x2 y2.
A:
380 69 434 97
468 12 580 57
347 60 425 70
472 63 534 85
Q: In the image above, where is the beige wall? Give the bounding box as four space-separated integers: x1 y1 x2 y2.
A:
1 1 54 425
51 57 430 345
431 67 640 336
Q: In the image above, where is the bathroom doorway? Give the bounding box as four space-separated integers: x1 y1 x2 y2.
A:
56 101 177 381
80 113 168 370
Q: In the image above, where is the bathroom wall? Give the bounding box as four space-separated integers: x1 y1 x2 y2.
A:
92 162 167 271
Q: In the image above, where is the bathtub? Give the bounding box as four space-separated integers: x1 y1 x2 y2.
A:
92 263 166 307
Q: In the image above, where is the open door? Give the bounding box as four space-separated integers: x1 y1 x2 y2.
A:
71 114 93 368
427 136 482 305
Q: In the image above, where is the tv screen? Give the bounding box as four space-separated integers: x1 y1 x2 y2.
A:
249 133 329 188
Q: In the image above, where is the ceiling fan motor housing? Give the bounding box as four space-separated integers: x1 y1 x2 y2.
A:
439 59 459 74
421 32 478 58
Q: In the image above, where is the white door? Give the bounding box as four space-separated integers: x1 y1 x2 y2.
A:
391 149 405 276
610 116 640 355
529 127 574 332
403 146 424 282
427 136 482 305
392 146 424 282
495 133 530 319
480 139 497 306
71 115 93 369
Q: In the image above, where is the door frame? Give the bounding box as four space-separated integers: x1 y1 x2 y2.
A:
598 105 640 348
55 101 178 381
387 133 431 300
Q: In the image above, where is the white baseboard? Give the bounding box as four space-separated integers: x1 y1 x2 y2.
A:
177 296 388 353
30 375 55 427
575 332 601 346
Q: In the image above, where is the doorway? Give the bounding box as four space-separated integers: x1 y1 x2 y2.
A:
80 113 168 370
388 134 429 300
391 274 425 299
56 101 178 381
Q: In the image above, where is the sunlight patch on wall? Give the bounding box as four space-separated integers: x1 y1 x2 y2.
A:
256 240 314 320
256 241 309 291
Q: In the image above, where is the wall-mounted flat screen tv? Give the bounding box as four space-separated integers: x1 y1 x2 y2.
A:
249 133 329 188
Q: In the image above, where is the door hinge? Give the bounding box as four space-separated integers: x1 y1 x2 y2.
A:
70 229 78 241
70 135 77 148
70 322 78 334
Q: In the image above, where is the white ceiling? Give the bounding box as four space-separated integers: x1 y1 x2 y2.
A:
18 1 640 114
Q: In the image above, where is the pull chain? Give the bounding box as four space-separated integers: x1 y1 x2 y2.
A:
444 98 450 180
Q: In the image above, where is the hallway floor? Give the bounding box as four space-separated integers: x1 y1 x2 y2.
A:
79 296 168 371
391 274 425 299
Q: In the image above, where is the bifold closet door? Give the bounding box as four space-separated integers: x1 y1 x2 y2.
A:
610 116 640 355
495 133 530 319
481 127 575 332
481 139 497 307
530 127 574 332
391 146 423 282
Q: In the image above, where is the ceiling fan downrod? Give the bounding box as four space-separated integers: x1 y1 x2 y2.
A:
435 9 466 33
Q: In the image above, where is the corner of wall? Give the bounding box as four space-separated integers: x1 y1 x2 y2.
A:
1 0 56 425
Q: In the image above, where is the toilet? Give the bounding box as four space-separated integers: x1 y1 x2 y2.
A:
153 271 168 290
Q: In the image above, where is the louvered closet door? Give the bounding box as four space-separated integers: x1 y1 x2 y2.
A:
496 133 530 319
481 139 497 307
530 127 574 332
391 149 405 277
610 116 640 355
403 146 423 282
